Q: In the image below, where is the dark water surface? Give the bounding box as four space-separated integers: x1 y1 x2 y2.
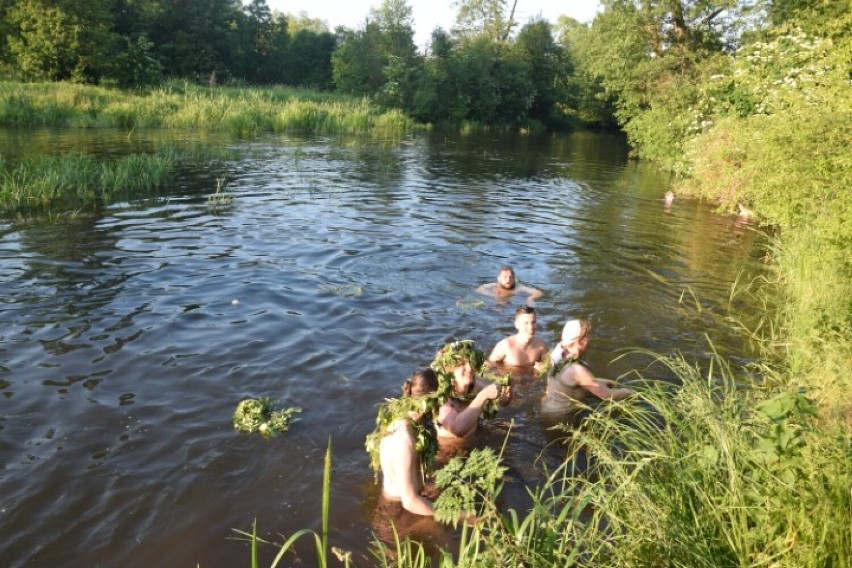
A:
0 130 766 567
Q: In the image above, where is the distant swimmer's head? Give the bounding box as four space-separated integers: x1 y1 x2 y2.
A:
496 266 516 290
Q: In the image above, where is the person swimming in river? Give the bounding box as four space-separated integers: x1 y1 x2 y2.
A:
366 367 441 516
476 265 543 306
541 319 635 418
487 305 549 373
430 340 512 444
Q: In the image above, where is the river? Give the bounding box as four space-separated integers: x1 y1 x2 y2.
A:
0 129 766 567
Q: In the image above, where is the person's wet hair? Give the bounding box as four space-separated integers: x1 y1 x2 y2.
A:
402 367 439 397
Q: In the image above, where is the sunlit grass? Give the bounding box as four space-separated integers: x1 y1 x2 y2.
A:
0 80 423 136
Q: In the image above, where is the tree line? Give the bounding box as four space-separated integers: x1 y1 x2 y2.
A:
0 0 847 139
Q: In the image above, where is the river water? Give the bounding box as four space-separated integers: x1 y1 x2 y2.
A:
0 129 766 567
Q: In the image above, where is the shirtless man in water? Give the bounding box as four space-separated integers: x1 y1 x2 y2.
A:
541 319 635 416
379 368 439 515
433 341 511 442
476 265 543 306
487 306 548 372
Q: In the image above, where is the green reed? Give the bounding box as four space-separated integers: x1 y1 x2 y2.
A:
0 152 172 214
0 80 421 136
243 342 852 568
550 349 852 568
233 439 348 568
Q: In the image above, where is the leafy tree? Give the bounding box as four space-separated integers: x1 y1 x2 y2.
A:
146 0 244 82
555 15 617 128
285 11 329 36
578 0 756 166
369 0 422 108
410 28 456 121
447 35 502 122
512 19 565 124
283 28 335 89
767 0 850 32
452 0 518 43
6 0 119 82
332 0 422 108
331 22 385 96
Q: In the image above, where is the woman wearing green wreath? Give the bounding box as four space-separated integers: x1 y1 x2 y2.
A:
432 340 512 444
375 368 440 516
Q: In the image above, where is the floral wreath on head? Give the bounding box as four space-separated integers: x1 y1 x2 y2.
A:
430 339 511 420
365 391 440 482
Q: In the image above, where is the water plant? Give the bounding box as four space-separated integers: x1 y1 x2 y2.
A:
232 397 301 437
232 439 347 568
207 176 233 210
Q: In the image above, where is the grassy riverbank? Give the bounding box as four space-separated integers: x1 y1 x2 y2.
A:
0 81 422 136
235 30 852 564
0 80 425 215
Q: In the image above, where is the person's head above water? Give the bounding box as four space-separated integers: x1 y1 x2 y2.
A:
402 367 439 398
559 319 591 358
496 265 516 290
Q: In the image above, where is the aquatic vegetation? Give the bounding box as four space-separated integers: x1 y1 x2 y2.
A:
0 152 172 214
232 397 302 437
0 142 239 216
207 176 233 210
433 447 507 528
232 440 347 568
318 283 364 297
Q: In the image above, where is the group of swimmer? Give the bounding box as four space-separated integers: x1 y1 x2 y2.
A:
372 265 636 517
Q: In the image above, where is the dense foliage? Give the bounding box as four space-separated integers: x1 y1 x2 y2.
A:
2 0 851 564
1 0 336 89
0 0 590 129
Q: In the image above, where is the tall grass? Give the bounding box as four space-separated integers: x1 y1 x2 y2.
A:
246 343 851 568
0 152 171 214
0 142 239 215
233 439 350 568
551 351 852 567
0 81 422 136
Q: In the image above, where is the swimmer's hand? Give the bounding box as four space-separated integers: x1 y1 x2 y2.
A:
499 385 512 406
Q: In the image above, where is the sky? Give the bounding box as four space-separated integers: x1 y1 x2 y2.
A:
266 0 602 48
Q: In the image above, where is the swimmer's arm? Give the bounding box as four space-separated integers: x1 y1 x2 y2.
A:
439 383 500 437
475 282 496 296
392 435 434 516
518 284 543 304
487 340 508 365
574 365 634 400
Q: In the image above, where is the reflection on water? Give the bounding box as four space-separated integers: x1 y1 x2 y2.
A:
0 129 768 567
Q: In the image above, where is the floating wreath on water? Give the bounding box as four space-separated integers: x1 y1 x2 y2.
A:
365 393 440 481
430 340 512 420
233 397 302 437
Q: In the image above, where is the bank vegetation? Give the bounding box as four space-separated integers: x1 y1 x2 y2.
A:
1 0 850 566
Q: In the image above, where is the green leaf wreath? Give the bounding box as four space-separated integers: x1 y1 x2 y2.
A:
365 393 441 481
233 397 302 437
430 339 512 420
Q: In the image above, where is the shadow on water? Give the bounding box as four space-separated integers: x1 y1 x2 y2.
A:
0 129 769 567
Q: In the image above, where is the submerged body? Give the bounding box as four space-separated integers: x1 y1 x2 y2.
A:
541 319 634 417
